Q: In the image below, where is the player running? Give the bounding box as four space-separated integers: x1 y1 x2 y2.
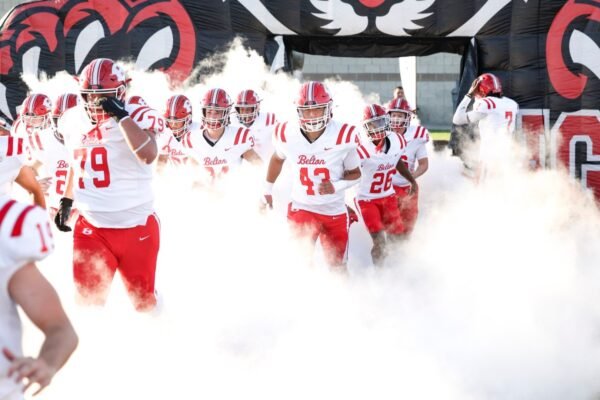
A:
355 104 418 264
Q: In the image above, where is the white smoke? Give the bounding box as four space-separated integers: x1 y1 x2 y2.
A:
15 43 600 400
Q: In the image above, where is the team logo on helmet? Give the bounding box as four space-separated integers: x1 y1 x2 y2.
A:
20 93 52 130
79 58 129 124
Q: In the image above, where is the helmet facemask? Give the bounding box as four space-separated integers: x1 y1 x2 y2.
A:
22 113 50 130
297 102 331 133
363 114 390 142
235 104 259 126
166 115 191 138
80 85 126 124
202 106 230 130
388 110 412 130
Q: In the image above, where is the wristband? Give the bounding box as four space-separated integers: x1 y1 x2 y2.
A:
264 181 274 195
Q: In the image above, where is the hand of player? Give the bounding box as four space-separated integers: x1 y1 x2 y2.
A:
408 181 419 196
318 180 335 195
54 197 73 232
467 77 480 98
36 177 52 194
261 194 273 211
3 347 56 396
99 97 129 122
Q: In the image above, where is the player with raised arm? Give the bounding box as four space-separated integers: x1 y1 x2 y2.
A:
180 88 262 182
54 58 162 311
234 89 277 161
355 104 417 264
0 195 77 398
452 73 519 181
264 81 361 270
387 97 430 235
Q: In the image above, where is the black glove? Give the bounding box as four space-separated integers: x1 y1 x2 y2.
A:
54 197 73 232
100 97 129 122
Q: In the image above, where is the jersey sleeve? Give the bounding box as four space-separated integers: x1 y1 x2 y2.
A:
343 147 361 170
472 98 492 113
273 122 287 160
415 142 428 159
126 104 166 136
233 127 254 153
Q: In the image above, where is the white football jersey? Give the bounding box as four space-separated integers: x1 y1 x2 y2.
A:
59 99 163 228
247 111 277 161
274 120 360 215
0 196 54 385
472 96 519 164
392 124 429 187
0 136 27 196
356 131 406 200
156 129 188 166
180 124 255 179
11 121 70 209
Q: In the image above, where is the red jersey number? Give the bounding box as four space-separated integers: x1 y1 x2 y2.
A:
300 167 330 195
370 170 395 194
74 147 111 189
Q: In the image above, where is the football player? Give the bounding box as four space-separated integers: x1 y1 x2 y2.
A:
12 94 71 214
180 88 262 182
234 89 277 161
0 195 77 397
452 73 519 181
355 104 417 264
159 94 192 167
264 81 361 271
387 97 430 235
55 58 163 311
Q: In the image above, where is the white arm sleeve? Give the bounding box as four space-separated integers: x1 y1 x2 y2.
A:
452 96 472 125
